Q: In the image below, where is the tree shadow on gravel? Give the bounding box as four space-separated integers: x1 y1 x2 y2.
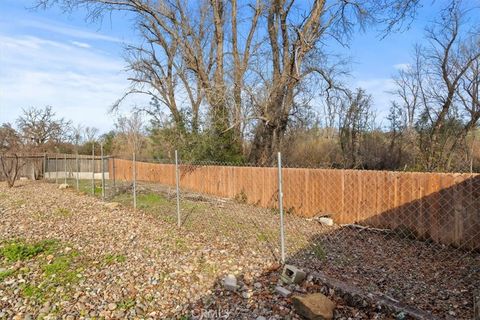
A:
172 224 479 320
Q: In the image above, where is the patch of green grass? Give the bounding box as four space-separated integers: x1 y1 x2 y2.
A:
257 233 268 242
21 283 44 300
118 298 136 310
174 238 189 252
54 207 72 217
104 253 126 265
0 269 14 281
42 251 82 285
137 193 169 207
311 244 326 260
0 192 7 199
76 180 102 196
0 239 57 262
182 200 207 212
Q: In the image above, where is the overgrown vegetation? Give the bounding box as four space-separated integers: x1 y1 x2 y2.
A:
0 239 57 262
0 239 85 303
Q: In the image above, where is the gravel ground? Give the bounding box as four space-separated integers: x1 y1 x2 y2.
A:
1 181 478 319
113 181 480 319
0 181 276 319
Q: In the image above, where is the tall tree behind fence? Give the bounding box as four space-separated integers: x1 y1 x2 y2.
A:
110 158 480 250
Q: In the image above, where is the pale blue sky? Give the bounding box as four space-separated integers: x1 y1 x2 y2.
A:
0 0 445 131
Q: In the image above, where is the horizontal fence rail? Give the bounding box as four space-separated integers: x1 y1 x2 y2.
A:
110 158 480 251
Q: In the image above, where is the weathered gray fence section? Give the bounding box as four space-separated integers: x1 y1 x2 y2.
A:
0 155 45 180
44 154 109 179
0 154 109 181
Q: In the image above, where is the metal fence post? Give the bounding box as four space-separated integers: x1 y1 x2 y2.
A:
92 144 95 195
133 152 137 210
55 155 58 184
101 144 105 199
64 154 67 184
175 150 181 227
43 153 47 180
76 154 79 191
278 152 285 264
112 157 116 192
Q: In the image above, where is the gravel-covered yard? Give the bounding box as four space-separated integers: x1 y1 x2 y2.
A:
0 181 479 319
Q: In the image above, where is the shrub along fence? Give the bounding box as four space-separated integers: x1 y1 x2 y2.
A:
110 157 480 251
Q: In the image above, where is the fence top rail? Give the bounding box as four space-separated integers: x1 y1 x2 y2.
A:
112 157 480 177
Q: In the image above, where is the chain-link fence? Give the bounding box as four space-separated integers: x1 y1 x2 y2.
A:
39 151 480 318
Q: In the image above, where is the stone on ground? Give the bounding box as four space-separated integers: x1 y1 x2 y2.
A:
292 293 336 320
318 217 334 226
104 202 120 210
59 183 70 189
275 285 291 297
223 274 237 291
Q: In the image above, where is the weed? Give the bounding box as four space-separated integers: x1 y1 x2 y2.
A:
21 283 44 300
118 298 136 310
54 208 72 217
0 239 57 262
42 250 82 285
234 190 248 203
311 244 326 260
175 239 188 252
0 269 14 281
104 254 126 265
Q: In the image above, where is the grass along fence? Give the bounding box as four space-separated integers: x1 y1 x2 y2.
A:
110 158 480 251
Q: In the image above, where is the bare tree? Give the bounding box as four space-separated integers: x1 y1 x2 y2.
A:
83 126 99 143
16 106 71 151
394 3 480 171
0 124 23 187
391 47 423 129
37 0 420 163
113 112 147 158
338 88 375 168
0 123 21 153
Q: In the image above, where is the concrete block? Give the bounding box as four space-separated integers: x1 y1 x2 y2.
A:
281 265 306 284
275 285 292 297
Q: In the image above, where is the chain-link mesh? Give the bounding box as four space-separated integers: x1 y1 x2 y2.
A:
39 153 480 319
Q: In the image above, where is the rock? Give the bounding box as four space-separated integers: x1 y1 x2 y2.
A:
275 286 292 297
242 291 252 299
292 293 335 320
254 282 262 289
105 202 120 210
224 274 237 291
256 317 267 320
59 183 70 189
318 217 334 226
108 303 117 311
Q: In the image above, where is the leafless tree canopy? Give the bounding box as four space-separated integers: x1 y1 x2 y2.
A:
391 2 480 171
36 0 422 164
16 106 72 151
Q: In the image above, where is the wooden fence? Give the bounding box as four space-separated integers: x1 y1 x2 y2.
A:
110 158 480 250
